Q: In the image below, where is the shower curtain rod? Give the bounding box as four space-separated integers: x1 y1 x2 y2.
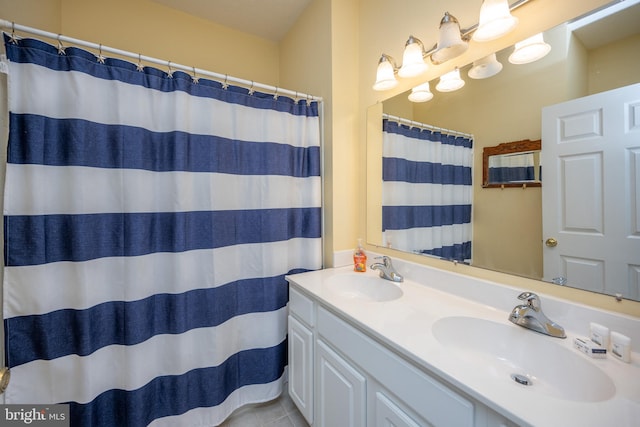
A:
382 113 473 139
0 19 323 102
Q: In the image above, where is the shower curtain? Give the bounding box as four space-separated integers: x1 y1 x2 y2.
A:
2 35 322 426
382 118 472 263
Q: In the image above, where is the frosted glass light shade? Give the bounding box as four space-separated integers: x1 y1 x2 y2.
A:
436 68 465 92
468 53 503 79
473 0 518 42
508 33 551 64
431 12 468 64
373 54 398 91
408 81 434 102
398 36 428 78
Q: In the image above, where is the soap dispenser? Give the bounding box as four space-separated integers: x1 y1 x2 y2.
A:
353 238 367 272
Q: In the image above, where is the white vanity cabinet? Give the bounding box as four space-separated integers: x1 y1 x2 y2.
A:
288 282 515 427
287 264 640 427
316 303 473 427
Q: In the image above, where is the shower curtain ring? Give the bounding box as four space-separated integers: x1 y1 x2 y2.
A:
136 54 144 72
9 22 18 44
56 34 66 55
273 87 279 100
248 81 255 95
222 74 229 89
166 61 174 78
192 66 199 84
96 44 105 64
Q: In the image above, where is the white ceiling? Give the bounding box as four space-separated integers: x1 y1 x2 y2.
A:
152 0 312 41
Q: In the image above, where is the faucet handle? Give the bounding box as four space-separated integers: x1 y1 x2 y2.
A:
375 255 392 267
517 291 541 311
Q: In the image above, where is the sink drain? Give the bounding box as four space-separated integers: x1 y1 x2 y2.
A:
511 373 532 386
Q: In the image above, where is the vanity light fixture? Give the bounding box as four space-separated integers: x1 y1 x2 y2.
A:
371 0 535 91
508 32 551 64
473 0 519 42
468 53 503 79
398 35 429 78
431 12 469 65
436 68 465 92
373 54 399 91
408 81 434 102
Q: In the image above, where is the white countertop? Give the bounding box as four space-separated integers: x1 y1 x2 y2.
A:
286 263 640 427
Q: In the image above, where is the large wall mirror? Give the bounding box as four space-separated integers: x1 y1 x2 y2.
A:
367 1 640 301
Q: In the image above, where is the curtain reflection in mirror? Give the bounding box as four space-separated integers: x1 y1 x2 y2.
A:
382 117 473 263
488 151 540 183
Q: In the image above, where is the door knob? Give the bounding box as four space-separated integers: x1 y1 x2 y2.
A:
545 238 558 247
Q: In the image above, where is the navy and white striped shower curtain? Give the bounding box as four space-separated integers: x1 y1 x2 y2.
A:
2 35 321 426
382 119 472 263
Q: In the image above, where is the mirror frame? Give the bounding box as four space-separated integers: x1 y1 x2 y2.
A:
482 139 541 188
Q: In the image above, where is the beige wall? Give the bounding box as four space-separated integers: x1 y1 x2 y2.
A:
0 0 61 32
588 33 640 94
1 0 280 84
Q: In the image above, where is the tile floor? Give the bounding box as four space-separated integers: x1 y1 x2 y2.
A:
218 387 310 427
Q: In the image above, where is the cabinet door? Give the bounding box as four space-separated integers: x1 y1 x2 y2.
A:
317 340 366 427
375 391 422 427
288 315 314 424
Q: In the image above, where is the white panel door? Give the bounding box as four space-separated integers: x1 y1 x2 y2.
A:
316 340 366 427
542 82 640 299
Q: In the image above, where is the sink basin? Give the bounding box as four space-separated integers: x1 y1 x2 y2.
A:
432 316 616 402
324 273 403 302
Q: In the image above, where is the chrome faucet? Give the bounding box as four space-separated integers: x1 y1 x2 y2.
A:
370 256 403 282
508 292 566 338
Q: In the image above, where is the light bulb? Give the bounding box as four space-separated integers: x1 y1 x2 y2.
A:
408 82 434 102
373 54 398 91
399 37 428 78
473 0 519 42
508 33 551 64
436 68 465 92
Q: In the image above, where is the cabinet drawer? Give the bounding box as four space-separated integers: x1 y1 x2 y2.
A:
318 306 474 427
289 285 315 327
